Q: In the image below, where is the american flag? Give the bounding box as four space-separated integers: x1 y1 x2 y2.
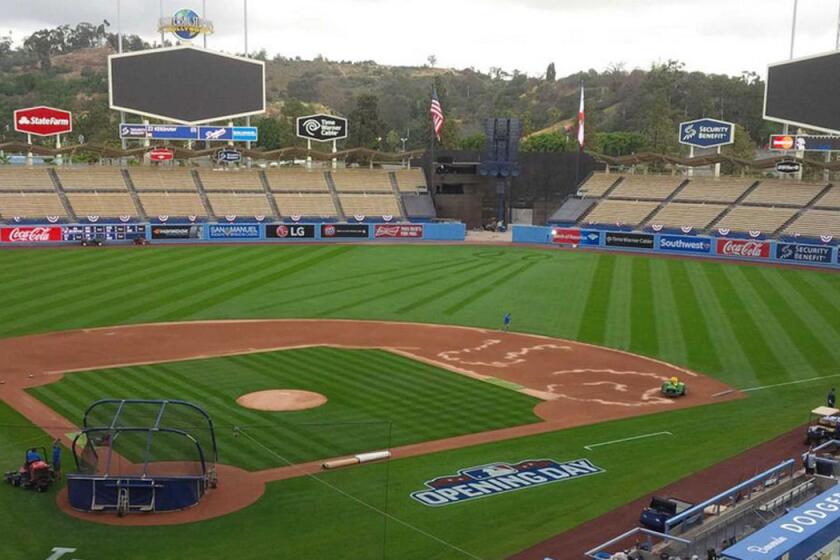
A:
430 89 445 141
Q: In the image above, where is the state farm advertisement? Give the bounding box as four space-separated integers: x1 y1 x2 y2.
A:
14 106 72 136
716 239 770 259
374 224 424 239
1 226 63 243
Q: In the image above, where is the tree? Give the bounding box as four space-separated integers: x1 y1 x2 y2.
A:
520 132 572 152
592 132 647 156
545 62 556 82
349 94 385 148
427 54 437 68
256 117 285 150
459 133 486 151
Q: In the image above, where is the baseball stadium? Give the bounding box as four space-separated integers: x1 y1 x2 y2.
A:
3 3 840 560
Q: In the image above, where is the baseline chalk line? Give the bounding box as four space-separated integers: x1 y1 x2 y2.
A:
741 373 840 394
584 431 673 451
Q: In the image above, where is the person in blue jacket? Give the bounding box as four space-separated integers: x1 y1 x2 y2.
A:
25 448 43 464
502 312 512 332
52 439 62 476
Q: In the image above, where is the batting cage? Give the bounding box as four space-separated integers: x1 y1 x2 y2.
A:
66 399 218 516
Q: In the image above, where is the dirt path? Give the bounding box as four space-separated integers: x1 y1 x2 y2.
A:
0 319 738 526
508 425 807 560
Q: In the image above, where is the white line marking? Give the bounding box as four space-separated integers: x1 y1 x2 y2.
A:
740 373 840 393
584 431 673 451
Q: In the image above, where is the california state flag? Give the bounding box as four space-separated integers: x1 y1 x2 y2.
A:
577 86 585 149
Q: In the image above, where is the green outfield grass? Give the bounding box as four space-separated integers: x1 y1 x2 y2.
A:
2 244 840 560
28 347 541 469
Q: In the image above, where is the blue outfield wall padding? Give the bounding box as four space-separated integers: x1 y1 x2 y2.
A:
512 225 553 244
423 222 466 241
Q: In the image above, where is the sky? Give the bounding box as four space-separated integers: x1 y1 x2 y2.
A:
3 0 840 77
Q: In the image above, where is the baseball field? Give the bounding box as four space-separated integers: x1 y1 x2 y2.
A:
1 243 838 560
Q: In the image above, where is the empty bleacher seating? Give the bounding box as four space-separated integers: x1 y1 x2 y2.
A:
138 192 207 217
66 193 139 217
647 203 727 230
608 175 683 200
199 170 263 191
715 206 798 234
130 168 197 191
274 194 337 217
675 177 755 203
57 168 127 191
742 180 826 207
331 169 393 193
577 173 619 198
783 210 840 238
402 194 436 219
0 192 67 218
550 198 597 224
265 169 328 192
338 194 402 218
583 199 659 227
393 169 428 193
0 168 55 191
814 186 840 209
206 193 273 218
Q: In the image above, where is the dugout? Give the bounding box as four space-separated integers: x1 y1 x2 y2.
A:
66 399 218 516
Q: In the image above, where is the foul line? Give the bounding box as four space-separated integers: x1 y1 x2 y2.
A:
584 431 673 451
236 428 483 560
740 373 840 394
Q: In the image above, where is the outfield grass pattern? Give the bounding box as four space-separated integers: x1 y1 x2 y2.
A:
2 245 840 560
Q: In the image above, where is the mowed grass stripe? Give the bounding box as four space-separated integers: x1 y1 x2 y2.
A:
0 249 138 294
246 254 470 314
797 272 840 328
701 264 787 385
725 266 817 380
443 260 540 316
577 254 616 344
647 260 688 367
149 246 357 322
629 256 658 357
667 261 722 374
604 255 633 350
550 252 600 340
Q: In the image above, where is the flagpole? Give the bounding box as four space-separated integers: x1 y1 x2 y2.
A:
574 82 583 188
429 86 436 196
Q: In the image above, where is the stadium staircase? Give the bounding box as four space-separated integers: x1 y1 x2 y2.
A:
573 175 624 225
772 182 835 237
388 172 409 218
191 170 217 220
637 178 691 230
49 168 78 222
703 180 761 234
259 170 282 219
121 169 148 221
324 172 347 220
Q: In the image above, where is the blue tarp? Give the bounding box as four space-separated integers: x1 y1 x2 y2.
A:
722 485 840 560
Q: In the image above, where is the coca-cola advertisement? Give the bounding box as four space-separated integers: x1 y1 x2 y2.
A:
716 239 770 259
1 226 62 243
374 224 424 239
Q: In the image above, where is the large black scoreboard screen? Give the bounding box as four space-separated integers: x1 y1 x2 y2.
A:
63 225 146 241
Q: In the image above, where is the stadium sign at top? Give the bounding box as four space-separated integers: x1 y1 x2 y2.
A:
108 46 265 124
678 118 735 149
158 9 214 42
296 114 349 142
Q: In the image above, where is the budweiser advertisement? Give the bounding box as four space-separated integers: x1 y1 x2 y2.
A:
374 224 424 239
14 106 72 136
149 147 175 161
716 239 770 259
1 226 63 243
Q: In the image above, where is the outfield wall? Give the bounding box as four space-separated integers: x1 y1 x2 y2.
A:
512 225 840 269
0 222 466 245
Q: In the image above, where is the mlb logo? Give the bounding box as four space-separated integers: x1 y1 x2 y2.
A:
463 464 517 480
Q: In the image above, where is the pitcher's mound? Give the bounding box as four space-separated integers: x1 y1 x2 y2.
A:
237 390 327 411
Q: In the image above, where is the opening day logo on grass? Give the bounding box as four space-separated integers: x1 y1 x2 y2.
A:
411 458 604 507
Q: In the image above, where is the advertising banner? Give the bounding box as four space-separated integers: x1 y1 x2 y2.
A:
374 224 424 239
150 224 202 240
296 114 349 142
552 228 580 244
1 226 63 242
265 224 315 239
658 235 712 254
678 118 735 148
716 239 770 259
207 224 260 240
776 242 833 264
605 232 654 249
14 106 72 136
321 224 369 238
119 123 257 142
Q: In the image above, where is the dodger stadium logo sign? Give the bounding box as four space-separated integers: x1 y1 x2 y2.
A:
411 458 604 507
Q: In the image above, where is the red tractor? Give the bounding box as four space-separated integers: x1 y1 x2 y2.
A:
4 447 56 492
